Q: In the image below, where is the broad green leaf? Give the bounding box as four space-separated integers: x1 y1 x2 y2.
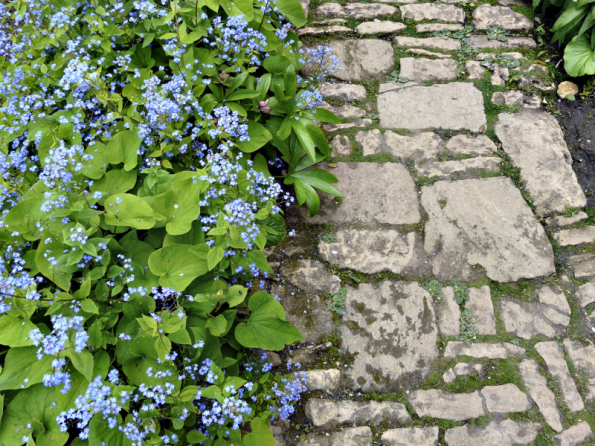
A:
150 178 203 235
186 431 208 444
104 193 156 229
275 0 307 27
552 5 589 31
83 143 108 179
90 168 137 197
564 34 595 76
284 64 297 98
105 130 141 171
206 245 224 271
0 347 54 391
205 314 228 336
148 245 209 291
0 315 37 347
243 417 277 446
237 121 273 153
89 415 132 446
292 121 315 160
81 299 99 314
262 214 286 247
4 194 44 239
36 235 72 290
66 349 94 382
226 285 248 307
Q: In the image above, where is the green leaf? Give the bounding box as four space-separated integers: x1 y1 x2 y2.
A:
150 177 204 235
564 34 595 76
81 299 99 314
226 89 261 101
104 193 157 229
105 130 141 171
243 417 277 446
148 245 209 291
263 55 292 75
291 121 316 160
275 0 307 27
66 349 95 382
89 415 132 446
552 5 589 32
3 194 44 239
205 314 228 336
0 347 54 391
207 245 224 271
89 168 137 197
262 214 286 247
226 285 248 307
168 328 192 344
186 430 208 444
237 121 272 153
0 315 37 347
284 64 297 98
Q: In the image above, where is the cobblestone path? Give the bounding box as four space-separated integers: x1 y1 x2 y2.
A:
268 1 595 444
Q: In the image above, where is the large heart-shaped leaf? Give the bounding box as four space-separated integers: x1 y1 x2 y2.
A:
0 346 54 391
564 33 595 76
104 193 156 229
0 315 37 347
148 244 209 291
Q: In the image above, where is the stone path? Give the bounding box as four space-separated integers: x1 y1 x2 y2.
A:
270 1 595 444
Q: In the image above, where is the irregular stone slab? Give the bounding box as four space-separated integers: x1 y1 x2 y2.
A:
535 341 584 412
381 426 440 446
290 342 333 367
416 23 464 32
495 109 586 216
554 226 595 246
311 18 347 25
469 35 537 48
305 399 411 427
289 163 421 225
314 2 345 18
321 83 367 102
298 427 372 446
563 339 595 401
444 341 526 359
356 21 407 35
355 129 443 159
477 52 526 60
436 287 461 336
473 5 533 31
492 90 541 109
491 65 509 86
443 362 483 383
318 229 430 275
409 389 485 421
445 419 541 446
320 101 366 120
546 212 588 228
400 57 458 82
415 157 501 180
519 73 555 92
467 286 497 335
407 48 453 58
481 384 532 413
556 421 594 446
298 26 352 37
304 369 341 391
324 118 373 132
339 282 439 391
331 135 352 156
519 358 564 432
280 259 341 295
445 135 497 156
378 83 486 131
379 81 421 94
395 36 461 51
421 177 555 282
558 81 580 100
569 253 595 279
575 282 595 308
466 60 487 79
401 4 465 22
315 2 398 19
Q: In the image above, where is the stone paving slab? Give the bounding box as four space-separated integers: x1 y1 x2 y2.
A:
443 362 483 383
298 26 351 37
546 211 588 228
305 398 411 427
556 421 594 446
415 157 501 180
331 135 352 156
315 2 398 19
399 57 458 82
394 36 462 51
280 259 340 295
321 83 367 101
401 4 465 22
445 419 541 446
553 226 595 246
467 286 497 335
298 426 372 446
416 23 464 32
563 339 595 401
491 90 542 109
569 253 595 279
444 134 497 156
481 383 532 413
444 341 526 358
320 101 366 120
575 282 595 308
436 287 461 336
473 5 533 30
409 389 485 420
407 48 453 58
356 21 407 35
304 369 341 391
469 35 537 48
355 129 443 159
381 427 439 446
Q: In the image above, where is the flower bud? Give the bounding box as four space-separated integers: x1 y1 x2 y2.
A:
258 100 271 114
219 71 230 81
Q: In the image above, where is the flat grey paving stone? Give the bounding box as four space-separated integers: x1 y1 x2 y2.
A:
407 48 453 58
415 157 501 180
331 135 352 156
288 162 421 225
311 18 347 25
300 0 309 17
481 383 532 413
546 211 588 228
467 286 497 335
315 2 398 19
492 90 541 108
421 177 555 282
379 81 421 93
280 259 340 295
491 65 509 86
339 282 439 391
563 338 595 401
399 57 458 82
416 23 463 32
444 341 526 359
465 60 486 79
553 226 595 246
473 4 533 30
321 83 367 101
320 101 366 120
575 281 595 308
318 228 431 275
408 389 486 421
355 129 443 159
324 118 373 132
394 36 462 51
495 110 586 216
305 399 411 427
381 426 440 446
298 26 351 37
556 421 594 446
400 4 465 22
298 426 372 446
519 358 564 432
445 419 541 446
443 362 483 383
436 287 461 336
356 21 407 35
569 253 595 279
445 134 497 156
535 341 584 412
469 35 537 48
304 369 341 391
378 82 486 131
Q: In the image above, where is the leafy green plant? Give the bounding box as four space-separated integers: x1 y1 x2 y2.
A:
321 232 338 243
451 278 470 305
326 288 347 316
425 280 444 300
487 25 510 42
481 54 522 70
459 309 478 346
434 25 474 43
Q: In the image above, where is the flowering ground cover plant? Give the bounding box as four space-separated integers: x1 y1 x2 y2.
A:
0 0 342 444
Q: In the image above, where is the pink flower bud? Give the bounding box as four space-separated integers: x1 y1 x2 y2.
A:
220 72 230 81
258 100 271 114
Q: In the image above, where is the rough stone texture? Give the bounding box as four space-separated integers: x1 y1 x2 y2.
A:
557 81 579 99
311 18 347 25
568 253 595 279
535 342 584 412
321 83 367 101
355 129 443 159
481 384 532 413
519 74 555 92
290 342 332 367
519 358 564 432
379 81 421 94
407 48 453 58
378 83 486 131
315 2 397 19
491 65 509 86
415 157 501 180
469 35 537 48
305 399 411 427
300 0 309 17
495 110 586 216
339 282 439 391
473 5 533 30
477 52 526 60
320 101 366 120
289 163 421 225
421 177 555 282
553 226 595 246
575 282 595 308
444 341 526 359
445 419 541 446
381 427 440 446
395 36 462 51
356 21 407 35
298 427 372 446
556 421 594 446
280 259 340 295
563 339 595 401
401 4 465 22
409 389 485 421
436 287 461 336
298 26 351 37
445 134 497 156
467 286 497 335
318 229 430 275
324 118 373 132
492 90 541 108
331 135 352 156
466 60 487 79
416 23 464 32
443 363 483 383
546 212 588 228
400 58 458 82
304 369 341 391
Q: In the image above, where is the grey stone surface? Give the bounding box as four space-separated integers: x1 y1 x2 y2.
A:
315 2 398 19
556 421 594 446
466 60 487 79
535 341 584 412
467 286 497 335
379 81 421 94
400 57 458 82
320 101 366 119
491 65 509 86
473 4 533 30
318 229 430 275
331 135 352 156
569 253 595 279
407 48 453 58
436 287 461 336
339 282 439 391
280 259 340 295
304 369 341 391
519 358 564 432
298 26 351 37
421 177 555 282
519 73 555 92
378 83 486 131
381 427 440 446
415 157 501 180
481 384 532 413
355 129 443 159
290 342 333 367
443 362 483 383
546 212 588 228
469 35 537 48
395 36 462 51
563 338 595 401
495 110 586 216
311 18 347 25
444 341 526 359
554 226 595 246
575 282 595 308
298 427 372 446
445 134 497 156
401 4 465 22
416 23 464 32
289 163 421 225
305 399 411 427
321 83 367 101
557 81 580 100
445 419 541 446
477 52 526 60
409 389 485 421
300 0 309 17
492 90 541 108
324 118 373 132
356 21 407 35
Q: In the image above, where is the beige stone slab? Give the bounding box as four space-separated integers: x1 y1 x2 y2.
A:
569 253 595 279
381 427 440 446
299 427 372 446
553 226 595 246
400 57 458 82
556 421 594 446
444 341 526 359
563 338 595 401
355 129 443 159
445 419 541 446
415 157 501 180
401 3 465 22
467 286 497 335
445 135 497 156
407 48 453 58
416 23 463 32
356 21 407 35
409 389 486 421
473 5 533 30
305 399 411 427
469 35 537 48
321 83 367 101
545 212 588 228
395 36 462 51
480 384 532 413
436 287 461 336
